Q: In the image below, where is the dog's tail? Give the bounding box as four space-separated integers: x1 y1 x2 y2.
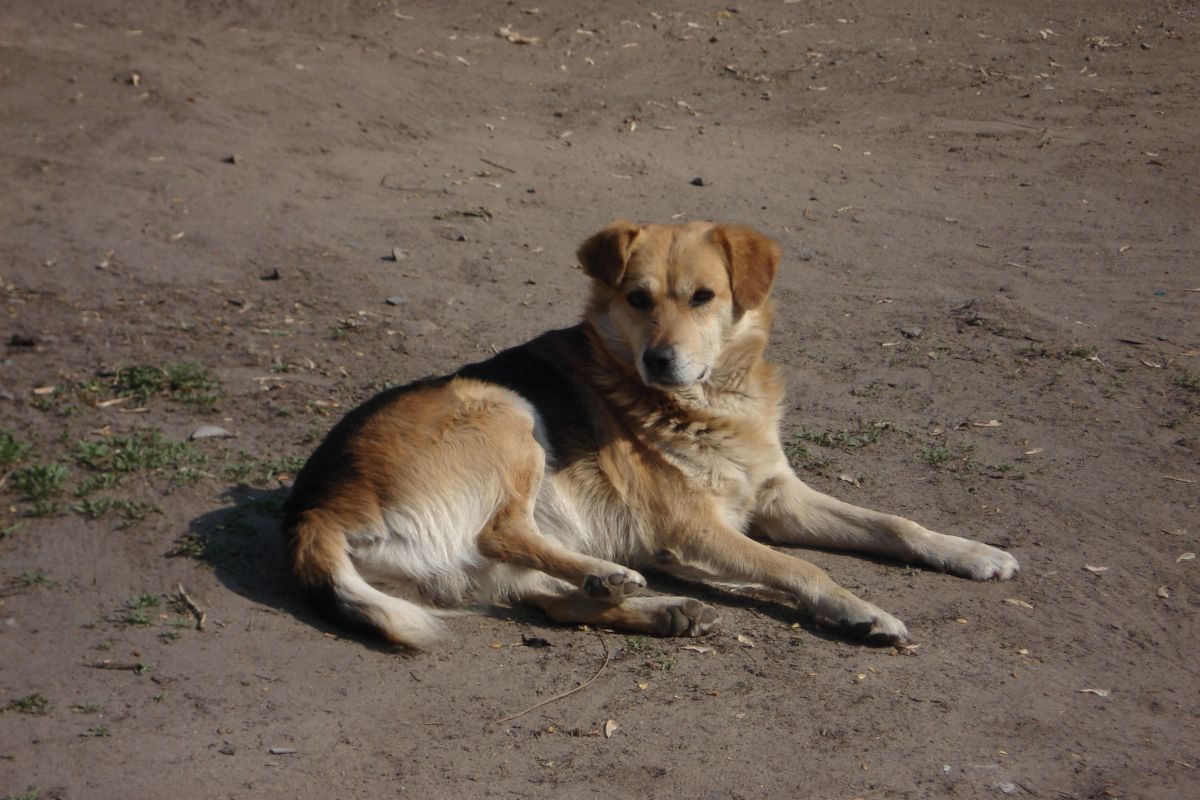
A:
284 509 448 650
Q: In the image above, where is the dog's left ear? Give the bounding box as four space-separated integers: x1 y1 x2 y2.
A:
710 224 781 311
577 220 641 287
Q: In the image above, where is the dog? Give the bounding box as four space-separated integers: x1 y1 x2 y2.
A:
282 220 1018 648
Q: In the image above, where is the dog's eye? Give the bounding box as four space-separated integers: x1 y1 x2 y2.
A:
689 288 715 307
626 290 652 310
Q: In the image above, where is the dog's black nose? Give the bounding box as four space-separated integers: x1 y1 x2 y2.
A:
642 346 675 374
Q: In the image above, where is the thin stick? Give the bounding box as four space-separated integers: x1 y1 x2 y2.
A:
1162 475 1196 484
177 583 207 631
87 661 147 672
480 157 517 174
488 634 610 727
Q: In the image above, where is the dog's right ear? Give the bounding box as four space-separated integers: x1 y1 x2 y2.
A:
577 220 640 287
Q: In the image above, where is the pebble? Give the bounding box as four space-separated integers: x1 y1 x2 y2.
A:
191 425 233 440
690 176 705 186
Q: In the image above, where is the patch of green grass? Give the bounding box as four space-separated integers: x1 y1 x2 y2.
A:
3 787 41 800
113 362 221 408
80 724 111 738
1174 370 1200 393
649 652 676 672
4 571 56 593
10 463 70 515
920 446 953 467
11 464 69 500
797 420 899 450
1065 345 1098 359
74 431 204 475
72 497 161 526
5 693 50 716
106 594 161 628
221 453 305 486
74 472 122 497
70 703 103 714
0 430 29 467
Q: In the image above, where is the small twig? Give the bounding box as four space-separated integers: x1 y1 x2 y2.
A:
480 157 517 174
488 633 610 727
1162 475 1196 484
87 661 147 673
177 582 207 631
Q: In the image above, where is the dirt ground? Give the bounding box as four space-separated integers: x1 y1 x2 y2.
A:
2 1 1198 798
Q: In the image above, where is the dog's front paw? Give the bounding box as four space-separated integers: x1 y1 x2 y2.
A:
837 606 908 645
582 568 647 600
929 535 1019 581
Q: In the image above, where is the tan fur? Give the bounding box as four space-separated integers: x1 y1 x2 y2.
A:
282 221 1018 648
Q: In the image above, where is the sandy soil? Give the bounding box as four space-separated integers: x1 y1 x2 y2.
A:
2 1 1198 798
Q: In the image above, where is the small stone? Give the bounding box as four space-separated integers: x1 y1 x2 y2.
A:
218 744 236 756
191 425 233 440
690 176 705 186
224 154 242 165
385 296 405 306
900 326 923 339
390 247 408 261
260 268 281 281
268 747 298 755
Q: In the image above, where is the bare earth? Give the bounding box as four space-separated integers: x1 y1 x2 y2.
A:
2 2 1198 798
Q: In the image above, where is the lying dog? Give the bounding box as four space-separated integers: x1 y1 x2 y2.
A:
282 220 1018 648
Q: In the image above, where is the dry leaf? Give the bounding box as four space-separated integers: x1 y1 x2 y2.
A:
1078 688 1110 697
972 419 1002 428
837 473 861 487
855 673 866 682
681 644 711 654
488 640 503 649
1024 447 1044 455
1004 598 1034 609
32 386 57 395
497 26 540 45
954 617 969 625
1084 565 1108 573
636 681 649 691
603 719 618 738
1156 586 1170 599
735 633 755 647
1139 358 1163 368
1176 552 1196 563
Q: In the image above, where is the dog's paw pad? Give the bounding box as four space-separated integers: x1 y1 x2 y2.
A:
583 568 647 599
665 599 719 637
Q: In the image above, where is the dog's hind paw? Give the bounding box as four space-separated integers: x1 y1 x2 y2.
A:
582 568 647 600
663 598 720 637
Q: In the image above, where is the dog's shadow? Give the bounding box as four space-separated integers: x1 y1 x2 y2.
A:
184 485 876 650
183 484 401 653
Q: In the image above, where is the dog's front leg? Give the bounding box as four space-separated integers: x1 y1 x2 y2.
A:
653 524 909 643
752 472 1019 580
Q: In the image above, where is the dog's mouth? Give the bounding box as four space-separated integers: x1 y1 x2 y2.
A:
642 365 709 389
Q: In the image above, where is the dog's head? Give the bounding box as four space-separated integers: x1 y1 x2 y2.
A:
578 220 781 390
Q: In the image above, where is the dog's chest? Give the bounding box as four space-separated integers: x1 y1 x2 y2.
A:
654 421 765 529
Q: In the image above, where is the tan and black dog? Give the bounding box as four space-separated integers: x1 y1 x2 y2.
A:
282 220 1018 648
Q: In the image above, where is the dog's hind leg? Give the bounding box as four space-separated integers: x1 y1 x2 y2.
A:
518 586 719 637
476 447 647 602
